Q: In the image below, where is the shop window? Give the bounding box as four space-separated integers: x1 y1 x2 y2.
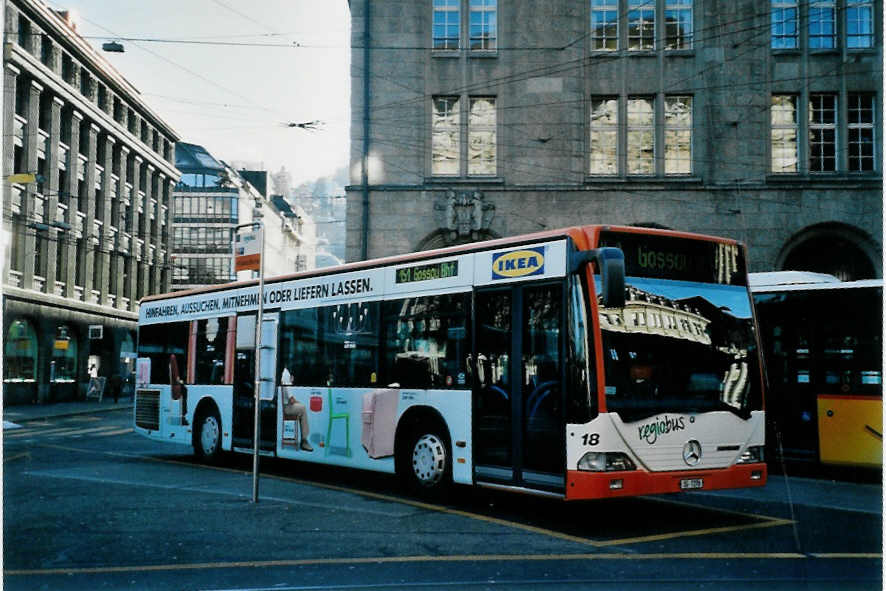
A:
5 319 38 381
51 325 78 382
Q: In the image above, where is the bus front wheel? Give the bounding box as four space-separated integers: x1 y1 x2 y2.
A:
398 426 451 495
193 405 222 462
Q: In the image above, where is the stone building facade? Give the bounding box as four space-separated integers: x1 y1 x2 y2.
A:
3 0 179 404
346 0 882 280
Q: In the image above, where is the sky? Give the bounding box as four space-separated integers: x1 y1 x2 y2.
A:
49 0 351 186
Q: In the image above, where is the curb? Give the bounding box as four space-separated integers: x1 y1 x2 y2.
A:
4 402 134 423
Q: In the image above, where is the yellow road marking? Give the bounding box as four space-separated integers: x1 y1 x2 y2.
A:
8 425 125 439
3 452 31 464
93 428 134 437
594 518 795 547
6 551 881 576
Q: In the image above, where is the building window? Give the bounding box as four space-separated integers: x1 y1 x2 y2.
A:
41 35 53 67
847 0 874 48
809 94 837 172
665 95 692 174
628 0 655 50
664 0 693 49
5 319 38 382
591 0 619 50
589 97 619 174
18 15 32 51
433 0 461 50
808 1 836 49
432 96 461 175
848 93 875 171
771 95 798 173
469 0 497 51
771 0 799 48
468 97 496 175
627 97 655 174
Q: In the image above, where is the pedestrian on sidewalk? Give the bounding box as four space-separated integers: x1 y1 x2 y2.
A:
109 373 122 403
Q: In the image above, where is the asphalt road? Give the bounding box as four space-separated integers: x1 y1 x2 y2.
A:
3 407 882 591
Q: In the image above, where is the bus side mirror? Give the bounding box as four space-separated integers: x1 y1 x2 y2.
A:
570 247 625 309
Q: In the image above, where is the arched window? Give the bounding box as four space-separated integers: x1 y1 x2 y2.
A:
5 319 38 382
51 325 78 382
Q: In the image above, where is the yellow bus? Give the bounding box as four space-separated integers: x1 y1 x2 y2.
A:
751 272 882 471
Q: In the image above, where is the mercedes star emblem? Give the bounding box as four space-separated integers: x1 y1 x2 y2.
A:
683 440 702 466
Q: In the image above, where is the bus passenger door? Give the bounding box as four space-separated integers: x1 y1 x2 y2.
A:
474 283 565 492
232 313 278 452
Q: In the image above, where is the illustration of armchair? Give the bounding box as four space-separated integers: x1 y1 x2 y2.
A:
361 387 400 459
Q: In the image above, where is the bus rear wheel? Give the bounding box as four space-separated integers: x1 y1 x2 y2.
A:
398 426 451 496
193 406 222 462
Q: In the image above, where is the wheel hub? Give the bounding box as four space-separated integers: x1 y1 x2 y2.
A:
412 434 446 487
201 416 220 455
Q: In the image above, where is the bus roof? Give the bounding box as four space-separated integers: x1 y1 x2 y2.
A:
749 271 883 293
143 224 743 304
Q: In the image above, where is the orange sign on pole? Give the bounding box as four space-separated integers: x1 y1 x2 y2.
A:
234 227 262 272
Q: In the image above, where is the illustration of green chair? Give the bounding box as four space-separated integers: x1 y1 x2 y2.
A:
325 387 351 457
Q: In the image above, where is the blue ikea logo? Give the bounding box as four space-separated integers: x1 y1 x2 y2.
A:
492 247 545 280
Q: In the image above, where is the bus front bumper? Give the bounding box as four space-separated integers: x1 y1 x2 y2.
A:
565 463 767 500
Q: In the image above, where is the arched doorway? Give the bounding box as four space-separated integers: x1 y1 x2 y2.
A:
778 224 880 281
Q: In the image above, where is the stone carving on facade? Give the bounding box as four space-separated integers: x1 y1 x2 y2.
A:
434 189 495 243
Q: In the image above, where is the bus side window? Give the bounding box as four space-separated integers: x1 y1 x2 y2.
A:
195 317 229 385
137 321 189 384
381 293 471 390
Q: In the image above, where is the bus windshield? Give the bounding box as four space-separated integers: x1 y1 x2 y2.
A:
598 277 761 423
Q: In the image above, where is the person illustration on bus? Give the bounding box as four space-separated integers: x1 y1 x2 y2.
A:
280 367 313 452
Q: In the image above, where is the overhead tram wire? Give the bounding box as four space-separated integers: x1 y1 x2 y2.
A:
43 1 296 124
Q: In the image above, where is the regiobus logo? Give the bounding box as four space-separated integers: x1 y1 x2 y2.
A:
492 247 545 280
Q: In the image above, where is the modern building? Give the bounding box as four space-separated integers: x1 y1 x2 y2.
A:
3 0 180 404
171 142 316 291
346 0 882 279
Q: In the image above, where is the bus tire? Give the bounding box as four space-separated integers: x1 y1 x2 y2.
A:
193 404 223 463
397 423 451 496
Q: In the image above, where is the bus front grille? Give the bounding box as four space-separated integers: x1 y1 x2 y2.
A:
135 389 161 431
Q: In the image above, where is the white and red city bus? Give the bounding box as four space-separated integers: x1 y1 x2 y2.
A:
134 225 766 499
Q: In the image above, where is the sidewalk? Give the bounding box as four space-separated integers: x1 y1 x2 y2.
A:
3 397 134 426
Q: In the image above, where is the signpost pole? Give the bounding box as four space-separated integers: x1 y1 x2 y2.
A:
234 221 265 503
251 222 265 503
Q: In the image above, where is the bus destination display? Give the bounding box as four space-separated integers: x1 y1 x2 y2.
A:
599 231 746 285
396 260 459 284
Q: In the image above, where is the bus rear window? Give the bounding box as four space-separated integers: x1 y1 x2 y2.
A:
137 322 189 384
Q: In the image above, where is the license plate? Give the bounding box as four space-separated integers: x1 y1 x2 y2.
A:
680 478 704 490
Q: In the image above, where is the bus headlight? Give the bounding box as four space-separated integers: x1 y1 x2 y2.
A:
736 446 765 464
577 452 636 472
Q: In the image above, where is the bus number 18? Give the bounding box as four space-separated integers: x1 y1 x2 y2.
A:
582 433 600 446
